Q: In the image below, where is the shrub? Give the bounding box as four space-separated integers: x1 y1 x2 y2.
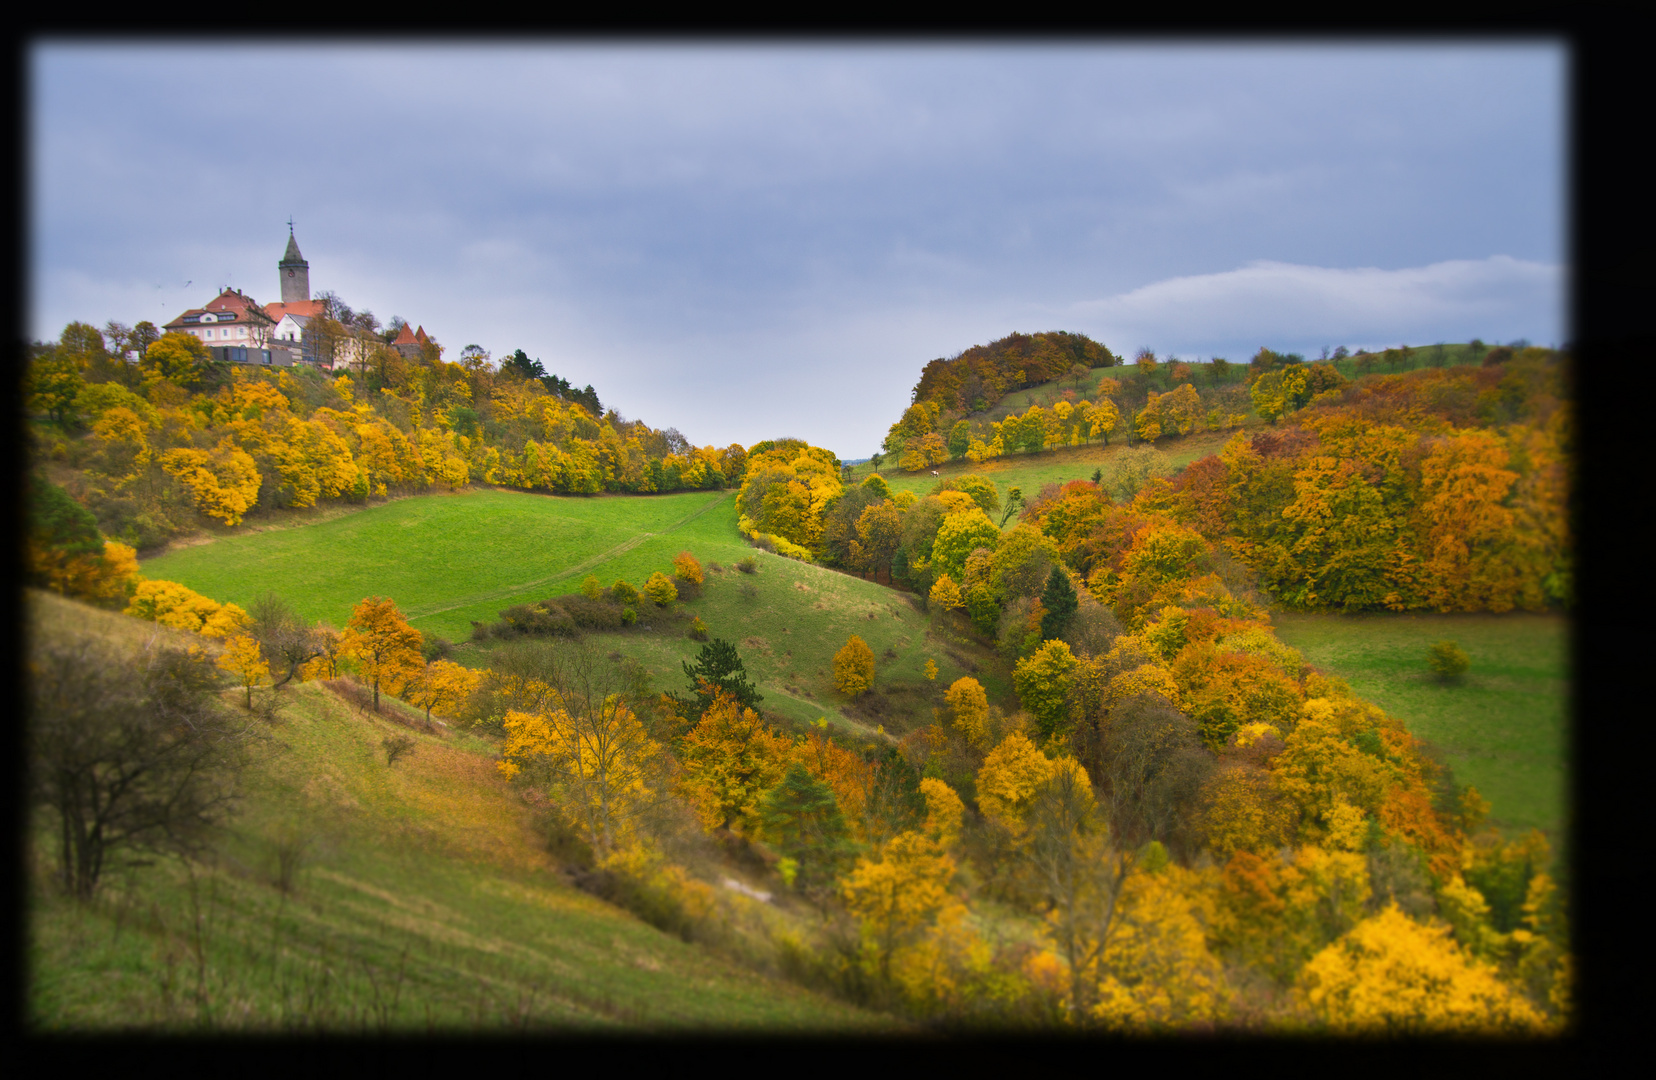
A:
558 593 625 630
644 572 678 607
383 733 417 765
498 602 577 638
1428 640 1471 681
736 556 759 574
621 607 637 626
673 551 705 585
581 574 603 600
689 616 709 642
610 579 640 606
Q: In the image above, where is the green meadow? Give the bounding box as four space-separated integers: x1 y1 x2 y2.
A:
141 488 746 642
1271 612 1570 848
853 427 1242 505
139 488 1003 740
27 591 889 1033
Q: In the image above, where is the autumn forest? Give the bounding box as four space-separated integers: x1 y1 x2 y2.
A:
25 322 1572 1034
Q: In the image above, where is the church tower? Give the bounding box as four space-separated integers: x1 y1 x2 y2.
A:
278 225 310 304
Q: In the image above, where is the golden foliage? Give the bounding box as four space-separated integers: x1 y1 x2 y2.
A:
833 634 876 698
1297 905 1545 1033
216 632 270 708
32 539 140 606
919 777 965 848
677 691 796 835
339 596 424 708
1085 864 1228 1029
943 676 990 748
672 550 704 585
160 439 262 525
975 731 1056 835
928 574 965 611
498 698 662 857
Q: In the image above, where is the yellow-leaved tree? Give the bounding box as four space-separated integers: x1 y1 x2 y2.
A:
677 689 797 835
840 829 962 986
216 633 270 709
834 635 876 698
976 731 1057 837
929 574 965 612
160 439 262 526
1296 904 1545 1034
125 579 249 639
672 551 704 585
402 658 484 725
339 596 423 710
944 676 990 748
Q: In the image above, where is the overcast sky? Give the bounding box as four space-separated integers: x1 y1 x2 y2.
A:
30 41 1565 456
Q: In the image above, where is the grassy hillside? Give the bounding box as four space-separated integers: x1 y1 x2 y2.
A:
137 489 1006 739
852 428 1241 504
468 551 1005 742
140 488 742 642
27 591 890 1032
1271 612 1569 849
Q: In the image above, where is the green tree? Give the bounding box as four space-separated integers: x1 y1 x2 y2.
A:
947 419 971 459
27 354 85 427
759 762 854 892
30 625 244 900
932 508 1002 581
1040 565 1080 641
1014 639 1080 740
28 476 103 567
680 638 763 716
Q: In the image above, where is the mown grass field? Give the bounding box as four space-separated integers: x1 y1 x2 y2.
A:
139 489 1005 740
1271 612 1570 848
141 488 743 642
28 592 889 1033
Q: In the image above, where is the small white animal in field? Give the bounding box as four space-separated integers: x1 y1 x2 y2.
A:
930 470 939 477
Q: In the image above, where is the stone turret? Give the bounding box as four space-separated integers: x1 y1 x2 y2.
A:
278 227 310 304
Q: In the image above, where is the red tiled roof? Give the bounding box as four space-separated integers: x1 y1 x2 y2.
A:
164 290 271 330
391 323 419 346
264 299 325 322
415 325 429 344
204 288 260 313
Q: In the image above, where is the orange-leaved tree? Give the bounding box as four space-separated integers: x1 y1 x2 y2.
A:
834 635 876 698
340 596 423 709
673 551 704 585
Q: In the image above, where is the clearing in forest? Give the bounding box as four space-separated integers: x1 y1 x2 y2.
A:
139 488 742 641
1271 611 1569 849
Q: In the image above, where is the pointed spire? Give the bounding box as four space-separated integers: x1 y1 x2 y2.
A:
281 227 306 266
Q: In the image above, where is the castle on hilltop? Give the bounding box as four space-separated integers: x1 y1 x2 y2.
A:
162 227 433 371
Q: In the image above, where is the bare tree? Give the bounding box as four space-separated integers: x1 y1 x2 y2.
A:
29 631 249 900
1026 763 1130 1020
247 593 327 690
